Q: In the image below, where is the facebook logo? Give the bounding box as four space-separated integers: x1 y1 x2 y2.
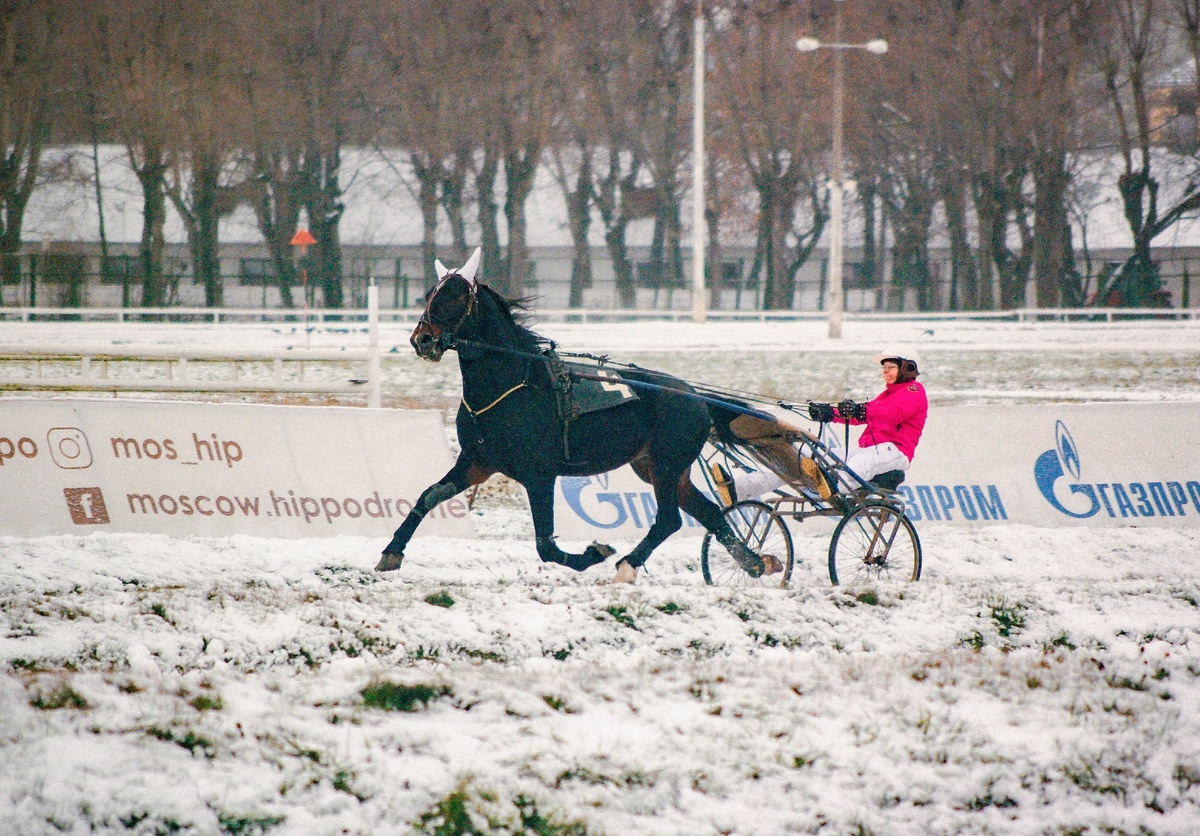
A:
63 487 110 525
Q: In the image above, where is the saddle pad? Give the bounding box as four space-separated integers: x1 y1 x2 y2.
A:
567 364 640 416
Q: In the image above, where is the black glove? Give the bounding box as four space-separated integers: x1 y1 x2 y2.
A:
838 399 867 422
808 401 835 423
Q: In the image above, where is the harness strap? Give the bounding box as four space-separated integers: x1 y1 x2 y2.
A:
462 382 527 417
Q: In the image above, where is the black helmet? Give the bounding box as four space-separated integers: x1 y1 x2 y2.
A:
873 347 920 382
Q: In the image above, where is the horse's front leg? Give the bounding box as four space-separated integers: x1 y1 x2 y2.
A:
525 478 614 572
376 452 493 571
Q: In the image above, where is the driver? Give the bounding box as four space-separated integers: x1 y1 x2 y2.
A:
811 347 927 491
713 347 927 502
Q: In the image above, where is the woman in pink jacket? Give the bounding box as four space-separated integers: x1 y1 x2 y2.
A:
717 348 927 503
809 348 927 488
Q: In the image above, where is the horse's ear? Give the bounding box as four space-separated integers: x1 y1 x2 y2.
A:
461 248 482 284
435 259 450 280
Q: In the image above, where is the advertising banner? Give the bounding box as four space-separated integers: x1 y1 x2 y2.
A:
0 399 472 540
552 403 1200 541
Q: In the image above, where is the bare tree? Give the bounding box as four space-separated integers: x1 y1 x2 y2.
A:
0 0 63 291
1092 0 1200 306
84 0 192 308
164 0 255 308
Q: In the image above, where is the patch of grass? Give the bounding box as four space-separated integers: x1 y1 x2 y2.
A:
424 590 455 608
149 602 172 623
453 645 506 664
413 782 590 835
30 681 89 711
147 726 215 758
512 794 589 835
656 601 683 615
1043 631 1076 652
190 694 224 712
332 769 369 802
542 694 576 714
989 597 1027 638
855 590 879 606
216 812 287 835
960 631 986 652
603 605 636 629
1105 675 1150 692
966 792 1018 811
1175 763 1200 792
361 681 452 712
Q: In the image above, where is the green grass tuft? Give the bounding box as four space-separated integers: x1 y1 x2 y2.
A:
361 680 452 712
424 590 455 608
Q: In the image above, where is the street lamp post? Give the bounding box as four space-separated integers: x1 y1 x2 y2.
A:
692 1 707 324
797 2 887 339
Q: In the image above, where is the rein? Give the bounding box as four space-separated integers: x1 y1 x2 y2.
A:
451 337 782 423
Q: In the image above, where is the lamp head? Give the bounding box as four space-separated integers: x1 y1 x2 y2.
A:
795 36 820 52
865 39 888 54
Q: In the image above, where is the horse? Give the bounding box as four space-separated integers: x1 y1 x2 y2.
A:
375 249 765 583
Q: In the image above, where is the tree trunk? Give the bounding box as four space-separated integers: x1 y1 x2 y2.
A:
136 149 169 308
169 151 223 308
502 139 540 298
309 144 345 309
476 146 502 288
411 152 442 292
941 171 976 311
1032 146 1071 309
564 150 592 309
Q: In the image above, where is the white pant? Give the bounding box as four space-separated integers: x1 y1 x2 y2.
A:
838 442 910 491
731 442 910 499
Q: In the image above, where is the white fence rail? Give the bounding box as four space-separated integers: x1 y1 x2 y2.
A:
0 289 383 406
3 304 1198 324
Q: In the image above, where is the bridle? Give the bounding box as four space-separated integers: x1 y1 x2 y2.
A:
417 272 478 350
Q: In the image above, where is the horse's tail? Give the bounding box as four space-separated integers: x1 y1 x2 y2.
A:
704 394 756 446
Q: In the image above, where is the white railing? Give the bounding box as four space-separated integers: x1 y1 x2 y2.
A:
2 304 1198 324
0 289 383 406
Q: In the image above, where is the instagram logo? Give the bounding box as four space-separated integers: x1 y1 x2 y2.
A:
47 428 93 470
63 487 110 525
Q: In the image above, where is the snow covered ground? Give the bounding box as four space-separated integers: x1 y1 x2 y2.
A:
2 316 1200 834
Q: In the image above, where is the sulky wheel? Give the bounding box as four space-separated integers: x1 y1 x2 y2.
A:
701 500 794 588
827 501 922 585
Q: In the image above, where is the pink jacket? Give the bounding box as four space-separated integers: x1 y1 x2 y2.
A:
835 380 928 461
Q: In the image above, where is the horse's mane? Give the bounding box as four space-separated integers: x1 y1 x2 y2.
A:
476 283 547 352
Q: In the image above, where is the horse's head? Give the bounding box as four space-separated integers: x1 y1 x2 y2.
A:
411 248 482 362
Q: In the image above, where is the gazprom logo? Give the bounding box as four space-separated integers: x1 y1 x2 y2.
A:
1035 420 1200 520
1034 421 1100 518
560 472 699 531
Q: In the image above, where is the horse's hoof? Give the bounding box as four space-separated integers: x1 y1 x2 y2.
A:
612 560 638 584
375 551 404 572
761 554 784 576
585 541 616 565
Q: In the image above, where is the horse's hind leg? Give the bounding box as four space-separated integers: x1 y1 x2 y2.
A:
525 478 614 571
376 454 493 571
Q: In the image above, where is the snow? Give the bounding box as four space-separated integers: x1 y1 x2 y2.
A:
3 317 1200 834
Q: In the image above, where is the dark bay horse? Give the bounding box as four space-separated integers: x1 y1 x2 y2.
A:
376 249 762 583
